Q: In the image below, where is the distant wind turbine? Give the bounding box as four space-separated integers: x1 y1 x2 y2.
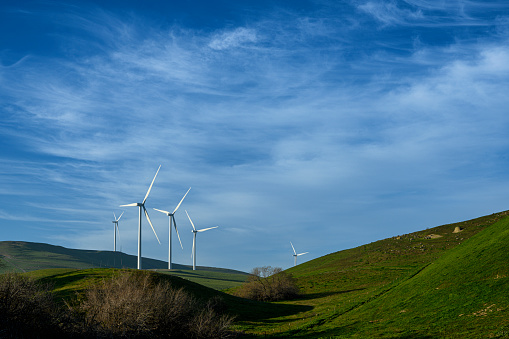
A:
153 187 191 269
185 210 218 271
290 241 308 267
112 211 124 252
120 165 162 270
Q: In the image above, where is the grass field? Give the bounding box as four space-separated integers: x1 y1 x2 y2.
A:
156 269 248 290
0 241 248 291
4 210 509 337
229 210 509 338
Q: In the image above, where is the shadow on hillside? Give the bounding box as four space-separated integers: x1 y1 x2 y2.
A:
300 288 366 300
159 270 247 283
228 295 313 321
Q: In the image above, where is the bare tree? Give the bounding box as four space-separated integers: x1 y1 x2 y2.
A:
234 266 299 301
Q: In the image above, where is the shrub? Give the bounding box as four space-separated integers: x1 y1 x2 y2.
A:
233 266 299 302
69 270 235 338
0 273 61 338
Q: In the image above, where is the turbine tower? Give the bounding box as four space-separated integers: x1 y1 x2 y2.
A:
290 241 308 267
120 165 162 269
112 211 124 252
185 210 218 271
153 187 191 269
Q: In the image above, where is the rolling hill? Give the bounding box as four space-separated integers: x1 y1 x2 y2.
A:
2 210 509 337
233 210 509 338
0 241 248 290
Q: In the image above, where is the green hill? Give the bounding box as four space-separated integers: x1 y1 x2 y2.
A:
0 241 248 290
233 210 509 338
2 211 509 337
21 267 309 327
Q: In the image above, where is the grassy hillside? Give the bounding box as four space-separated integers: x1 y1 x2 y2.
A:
0 241 175 272
22 267 307 326
3 211 509 337
0 241 247 290
160 269 248 290
232 210 509 338
338 212 509 338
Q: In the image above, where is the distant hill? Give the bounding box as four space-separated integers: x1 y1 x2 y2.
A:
0 241 246 276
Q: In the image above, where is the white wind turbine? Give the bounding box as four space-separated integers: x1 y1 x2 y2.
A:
185 210 218 271
153 187 191 269
290 241 308 267
120 165 162 270
112 211 124 252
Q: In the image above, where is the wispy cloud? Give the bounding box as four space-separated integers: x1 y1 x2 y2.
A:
1 2 509 270
358 1 424 26
358 0 509 27
208 27 258 50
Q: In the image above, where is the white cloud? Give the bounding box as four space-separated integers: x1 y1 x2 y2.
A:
358 1 424 26
208 27 257 50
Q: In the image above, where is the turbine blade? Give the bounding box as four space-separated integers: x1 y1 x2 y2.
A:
143 165 161 204
172 187 191 214
144 206 161 244
185 210 196 231
153 208 170 215
173 216 183 249
120 203 138 207
117 211 124 221
197 226 219 232
297 252 309 256
290 241 297 255
113 212 117 221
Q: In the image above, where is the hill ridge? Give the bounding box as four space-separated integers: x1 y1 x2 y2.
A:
0 240 247 275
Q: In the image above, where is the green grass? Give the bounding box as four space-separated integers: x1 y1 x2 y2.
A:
24 268 223 302
0 241 248 275
0 241 248 291
227 210 509 338
21 267 307 327
4 210 509 337
156 269 248 290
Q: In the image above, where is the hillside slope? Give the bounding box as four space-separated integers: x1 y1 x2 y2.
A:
0 241 246 275
235 210 509 338
337 212 509 338
23 268 308 324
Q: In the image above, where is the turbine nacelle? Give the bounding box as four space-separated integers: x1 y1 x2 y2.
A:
120 202 142 207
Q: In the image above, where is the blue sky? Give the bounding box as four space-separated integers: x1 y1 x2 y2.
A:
1 0 509 272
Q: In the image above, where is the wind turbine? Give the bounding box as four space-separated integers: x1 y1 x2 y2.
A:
112 211 124 252
153 187 191 269
120 165 162 270
290 241 308 267
185 210 218 271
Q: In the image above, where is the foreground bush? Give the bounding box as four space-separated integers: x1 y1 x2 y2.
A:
0 271 236 338
0 273 61 338
69 270 235 338
233 266 299 302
